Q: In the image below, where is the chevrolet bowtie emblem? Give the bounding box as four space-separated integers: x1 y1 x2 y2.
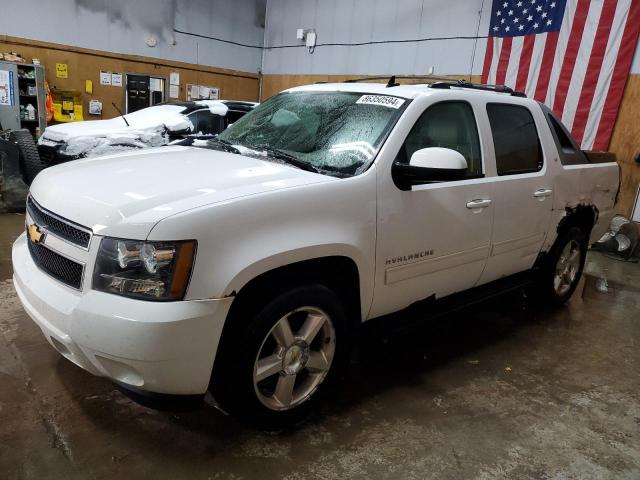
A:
27 223 45 244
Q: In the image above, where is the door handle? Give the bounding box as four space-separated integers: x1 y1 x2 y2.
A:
533 188 553 198
466 199 492 209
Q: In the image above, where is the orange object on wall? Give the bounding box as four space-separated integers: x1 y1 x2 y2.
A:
44 81 53 122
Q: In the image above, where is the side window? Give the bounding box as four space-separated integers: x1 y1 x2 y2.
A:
399 101 483 178
544 110 588 165
188 110 224 135
487 103 543 175
548 114 575 153
225 110 246 127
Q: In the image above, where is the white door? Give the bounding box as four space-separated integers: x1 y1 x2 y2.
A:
371 100 494 318
478 102 553 284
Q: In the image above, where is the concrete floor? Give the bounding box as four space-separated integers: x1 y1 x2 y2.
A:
1 212 639 479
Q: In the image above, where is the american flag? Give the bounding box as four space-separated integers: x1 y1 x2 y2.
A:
481 0 640 150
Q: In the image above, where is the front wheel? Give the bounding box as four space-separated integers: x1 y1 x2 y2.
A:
538 227 587 305
212 285 350 427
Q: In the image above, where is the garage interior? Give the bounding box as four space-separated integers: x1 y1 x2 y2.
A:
1 0 640 478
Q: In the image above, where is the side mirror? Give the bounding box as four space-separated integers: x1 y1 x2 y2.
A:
392 147 467 190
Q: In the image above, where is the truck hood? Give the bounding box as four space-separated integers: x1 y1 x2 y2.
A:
29 146 333 239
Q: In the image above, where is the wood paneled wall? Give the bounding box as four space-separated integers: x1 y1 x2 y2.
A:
0 35 260 120
608 75 640 218
262 73 640 218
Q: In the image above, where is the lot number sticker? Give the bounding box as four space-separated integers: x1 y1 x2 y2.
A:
356 95 405 109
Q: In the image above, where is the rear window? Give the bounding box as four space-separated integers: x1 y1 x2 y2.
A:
226 110 246 125
541 106 588 165
487 103 543 176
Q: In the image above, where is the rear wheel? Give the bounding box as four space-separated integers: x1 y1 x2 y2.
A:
212 285 350 427
538 227 587 305
10 130 46 185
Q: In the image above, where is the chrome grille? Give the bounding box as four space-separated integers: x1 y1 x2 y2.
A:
27 196 91 248
27 239 84 289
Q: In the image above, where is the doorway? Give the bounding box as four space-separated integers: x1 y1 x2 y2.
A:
125 74 166 113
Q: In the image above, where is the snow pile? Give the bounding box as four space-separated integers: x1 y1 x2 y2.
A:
163 116 192 132
39 104 194 158
61 126 170 157
194 100 229 116
123 104 186 127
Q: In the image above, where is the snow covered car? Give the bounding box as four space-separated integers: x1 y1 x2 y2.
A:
37 100 257 166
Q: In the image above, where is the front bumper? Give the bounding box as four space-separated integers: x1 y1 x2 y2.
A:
12 233 233 395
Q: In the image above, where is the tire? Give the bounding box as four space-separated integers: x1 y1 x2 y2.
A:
211 285 350 428
537 226 587 306
10 129 46 185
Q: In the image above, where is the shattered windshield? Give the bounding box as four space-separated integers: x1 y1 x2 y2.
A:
217 91 408 177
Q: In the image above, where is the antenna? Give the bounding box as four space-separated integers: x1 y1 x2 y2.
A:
386 75 400 88
112 102 130 127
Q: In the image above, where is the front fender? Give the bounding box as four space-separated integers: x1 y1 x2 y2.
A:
147 171 377 317
223 243 366 309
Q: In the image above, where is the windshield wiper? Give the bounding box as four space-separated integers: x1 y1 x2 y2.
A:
206 137 241 155
253 144 319 173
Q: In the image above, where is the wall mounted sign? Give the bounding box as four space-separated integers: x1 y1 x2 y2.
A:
55 63 68 78
0 69 13 106
89 99 103 115
99 71 111 86
111 73 123 87
186 84 219 101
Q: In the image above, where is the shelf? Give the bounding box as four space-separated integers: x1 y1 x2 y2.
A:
20 119 38 123
18 76 36 81
19 94 37 97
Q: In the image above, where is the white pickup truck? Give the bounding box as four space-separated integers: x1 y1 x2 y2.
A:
12 80 619 425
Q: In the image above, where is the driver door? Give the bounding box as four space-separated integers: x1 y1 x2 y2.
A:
370 100 495 318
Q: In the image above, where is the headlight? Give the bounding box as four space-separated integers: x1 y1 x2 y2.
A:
93 237 197 301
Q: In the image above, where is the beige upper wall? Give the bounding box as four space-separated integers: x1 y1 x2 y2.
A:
608 75 640 218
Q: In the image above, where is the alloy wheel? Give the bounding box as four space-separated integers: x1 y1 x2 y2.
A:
253 306 336 411
553 239 581 296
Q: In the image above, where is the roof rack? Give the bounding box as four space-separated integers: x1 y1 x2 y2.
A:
340 75 526 97
343 75 458 88
429 79 526 97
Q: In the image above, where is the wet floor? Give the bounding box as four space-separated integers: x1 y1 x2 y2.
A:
1 212 639 479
